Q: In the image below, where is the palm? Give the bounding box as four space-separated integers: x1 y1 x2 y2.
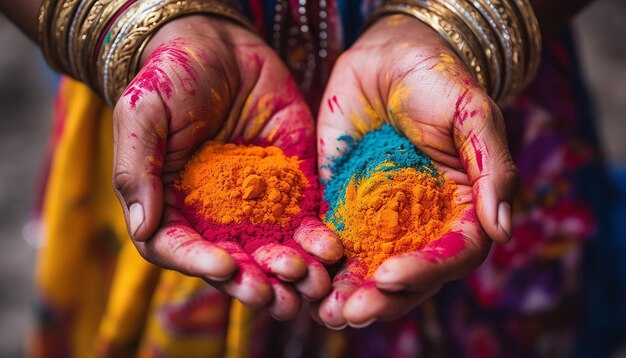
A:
113 17 341 320
314 16 500 328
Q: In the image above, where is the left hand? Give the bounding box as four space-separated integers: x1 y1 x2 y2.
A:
313 14 519 328
111 16 342 320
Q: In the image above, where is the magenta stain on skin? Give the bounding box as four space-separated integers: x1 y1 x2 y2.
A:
470 134 484 172
165 227 187 240
123 40 199 109
453 89 473 126
421 232 467 263
129 133 138 139
327 98 334 113
331 95 345 115
460 209 480 225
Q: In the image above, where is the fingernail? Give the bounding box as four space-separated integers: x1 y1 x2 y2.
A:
206 274 233 282
497 201 512 240
348 318 376 329
375 282 405 292
325 322 348 330
129 203 144 236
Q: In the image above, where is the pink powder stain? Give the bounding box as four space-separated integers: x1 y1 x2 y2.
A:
331 95 344 115
460 209 480 225
123 40 200 109
165 227 189 239
327 98 334 113
421 232 467 263
470 134 484 172
452 89 473 126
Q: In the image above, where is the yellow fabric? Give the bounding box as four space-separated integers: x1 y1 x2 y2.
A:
35 77 254 357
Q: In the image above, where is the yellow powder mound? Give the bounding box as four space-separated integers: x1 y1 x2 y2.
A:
177 142 308 226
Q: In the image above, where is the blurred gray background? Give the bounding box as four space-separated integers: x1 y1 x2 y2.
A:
0 1 625 356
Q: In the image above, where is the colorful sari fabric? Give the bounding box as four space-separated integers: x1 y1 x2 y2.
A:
31 1 610 357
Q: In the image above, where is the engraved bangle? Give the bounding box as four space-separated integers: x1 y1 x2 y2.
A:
83 0 135 90
509 0 541 87
470 0 525 104
101 0 254 105
67 0 103 80
433 0 504 99
52 0 82 74
38 0 63 72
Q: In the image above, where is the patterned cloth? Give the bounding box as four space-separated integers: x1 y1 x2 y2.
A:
30 1 612 357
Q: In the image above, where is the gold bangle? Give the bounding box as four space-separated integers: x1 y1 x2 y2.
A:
432 0 504 99
470 0 525 104
93 0 142 97
67 0 102 81
81 0 133 91
368 0 541 105
101 0 254 105
509 0 541 87
52 0 82 75
38 0 63 72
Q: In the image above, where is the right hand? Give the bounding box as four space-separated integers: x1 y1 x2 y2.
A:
313 14 518 328
111 15 342 320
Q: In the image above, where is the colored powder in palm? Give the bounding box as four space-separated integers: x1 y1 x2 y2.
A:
323 124 462 277
175 141 317 253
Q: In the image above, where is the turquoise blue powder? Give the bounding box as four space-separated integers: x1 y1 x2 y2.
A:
323 124 438 231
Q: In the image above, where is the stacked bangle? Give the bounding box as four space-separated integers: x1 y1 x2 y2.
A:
38 0 253 105
368 0 541 105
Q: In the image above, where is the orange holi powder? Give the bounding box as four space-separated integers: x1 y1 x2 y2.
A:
177 142 308 227
330 167 461 277
323 124 462 277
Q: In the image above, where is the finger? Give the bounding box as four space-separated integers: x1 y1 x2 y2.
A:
135 223 236 280
212 241 273 309
453 92 519 243
113 91 168 242
292 250 332 301
293 217 344 264
374 228 490 293
251 243 307 282
267 278 302 321
343 285 441 327
317 258 367 329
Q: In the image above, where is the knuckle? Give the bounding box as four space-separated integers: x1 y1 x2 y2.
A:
500 158 520 189
112 169 136 196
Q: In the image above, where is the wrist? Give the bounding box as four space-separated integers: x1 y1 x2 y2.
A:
140 14 253 66
357 14 450 52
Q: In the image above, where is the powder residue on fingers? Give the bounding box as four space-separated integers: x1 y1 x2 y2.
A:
323 124 463 277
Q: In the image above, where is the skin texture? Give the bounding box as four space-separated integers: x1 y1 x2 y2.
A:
112 15 342 320
313 15 512 328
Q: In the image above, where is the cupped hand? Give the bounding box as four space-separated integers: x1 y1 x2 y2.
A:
313 15 518 328
111 15 342 320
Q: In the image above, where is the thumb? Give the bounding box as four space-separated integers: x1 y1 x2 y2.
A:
112 96 168 242
454 91 519 243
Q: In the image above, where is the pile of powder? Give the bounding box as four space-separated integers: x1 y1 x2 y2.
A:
176 142 316 252
323 124 462 277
